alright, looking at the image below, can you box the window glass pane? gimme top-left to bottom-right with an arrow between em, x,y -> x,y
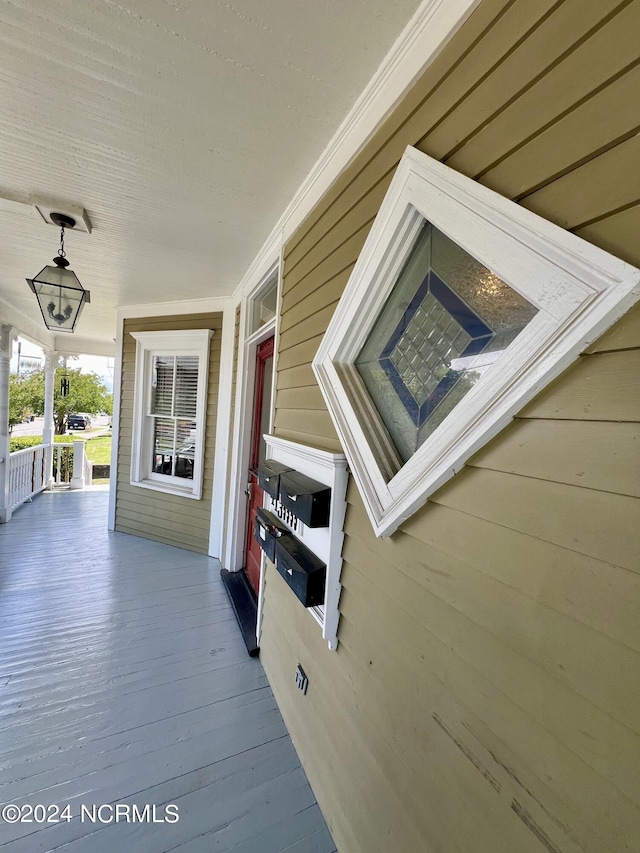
431,227 -> 538,334
150,354 -> 198,480
356,221 -> 538,465
151,356 -> 174,416
250,276 -> 278,335
258,355 -> 273,468
152,417 -> 176,474
175,355 -> 199,418
174,419 -> 195,480
151,418 -> 195,480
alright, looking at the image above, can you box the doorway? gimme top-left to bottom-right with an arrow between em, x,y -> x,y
221,268 -> 278,656
243,336 -> 274,594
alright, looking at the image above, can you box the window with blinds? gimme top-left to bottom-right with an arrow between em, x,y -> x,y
150,355 -> 199,479
130,329 -> 214,499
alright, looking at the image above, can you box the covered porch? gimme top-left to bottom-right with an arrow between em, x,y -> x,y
0,487 -> 335,853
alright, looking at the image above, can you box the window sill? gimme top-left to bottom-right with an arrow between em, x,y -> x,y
130,478 -> 202,500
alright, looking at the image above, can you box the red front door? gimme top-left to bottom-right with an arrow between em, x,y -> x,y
244,337 -> 274,594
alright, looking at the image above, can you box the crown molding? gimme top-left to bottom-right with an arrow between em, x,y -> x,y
117,295 -> 231,320
231,228 -> 283,303
231,0 -> 482,301
280,0 -> 482,243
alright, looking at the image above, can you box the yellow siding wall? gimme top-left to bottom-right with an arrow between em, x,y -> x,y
260,1 -> 640,851
115,313 -> 222,553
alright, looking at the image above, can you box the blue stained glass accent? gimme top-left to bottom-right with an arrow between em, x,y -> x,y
430,274 -> 492,340
378,271 -> 494,427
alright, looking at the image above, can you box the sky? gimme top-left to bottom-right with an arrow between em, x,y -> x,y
12,337 -> 115,391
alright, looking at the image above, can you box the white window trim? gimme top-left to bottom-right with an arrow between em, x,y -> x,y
313,146 -> 640,538
130,329 -> 214,500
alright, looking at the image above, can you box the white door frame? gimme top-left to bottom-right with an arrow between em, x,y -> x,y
224,258 -> 282,573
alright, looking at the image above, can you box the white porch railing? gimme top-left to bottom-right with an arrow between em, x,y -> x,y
52,442 -> 74,487
8,444 -> 48,510
51,441 -> 94,489
8,440 -> 95,514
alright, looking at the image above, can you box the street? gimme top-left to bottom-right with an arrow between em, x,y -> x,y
10,416 -> 45,437
11,415 -> 111,437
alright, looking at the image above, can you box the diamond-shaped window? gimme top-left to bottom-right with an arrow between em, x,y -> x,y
355,222 -> 537,461
313,148 -> 640,538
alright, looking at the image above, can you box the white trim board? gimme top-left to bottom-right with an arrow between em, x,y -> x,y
224,304 -> 279,572
117,296 -> 229,321
223,257 -> 281,572
208,299 -> 236,557
54,336 -> 116,357
107,313 -> 124,531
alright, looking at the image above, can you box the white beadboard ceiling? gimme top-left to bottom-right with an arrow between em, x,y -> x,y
0,0 -> 421,352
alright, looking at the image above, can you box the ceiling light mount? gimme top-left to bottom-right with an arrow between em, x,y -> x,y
33,201 -> 91,233
49,212 -> 76,230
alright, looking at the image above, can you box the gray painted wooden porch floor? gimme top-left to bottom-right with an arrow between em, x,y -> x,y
0,488 -> 336,853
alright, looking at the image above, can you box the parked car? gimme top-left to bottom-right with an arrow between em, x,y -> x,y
67,413 -> 91,430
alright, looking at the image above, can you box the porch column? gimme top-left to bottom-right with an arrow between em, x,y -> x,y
69,439 -> 86,490
42,350 -> 58,489
0,324 -> 16,523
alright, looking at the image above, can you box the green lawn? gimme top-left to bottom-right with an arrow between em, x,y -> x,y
10,433 -> 112,460
84,435 -> 112,464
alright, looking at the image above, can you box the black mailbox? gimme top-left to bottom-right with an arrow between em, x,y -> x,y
278,471 -> 331,527
258,460 -> 292,500
254,508 -> 290,563
275,536 -> 326,607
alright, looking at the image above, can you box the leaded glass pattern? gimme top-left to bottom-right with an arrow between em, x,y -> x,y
388,293 -> 471,406
356,221 -> 538,463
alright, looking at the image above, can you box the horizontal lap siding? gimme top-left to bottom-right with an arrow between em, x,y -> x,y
263,2 -> 640,852
115,313 -> 223,553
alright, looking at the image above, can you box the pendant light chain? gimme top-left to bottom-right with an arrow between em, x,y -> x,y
58,224 -> 66,259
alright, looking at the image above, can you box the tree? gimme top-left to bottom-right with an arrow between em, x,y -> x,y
10,368 -> 112,435
8,374 -> 29,430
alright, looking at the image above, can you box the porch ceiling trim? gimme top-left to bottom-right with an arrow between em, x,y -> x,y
0,296 -> 54,352
53,336 -> 116,357
116,296 -> 230,320
231,0 -> 483,303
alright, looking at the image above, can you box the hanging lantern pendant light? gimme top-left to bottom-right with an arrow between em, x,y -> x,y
26,212 -> 90,333
49,219 -> 73,325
